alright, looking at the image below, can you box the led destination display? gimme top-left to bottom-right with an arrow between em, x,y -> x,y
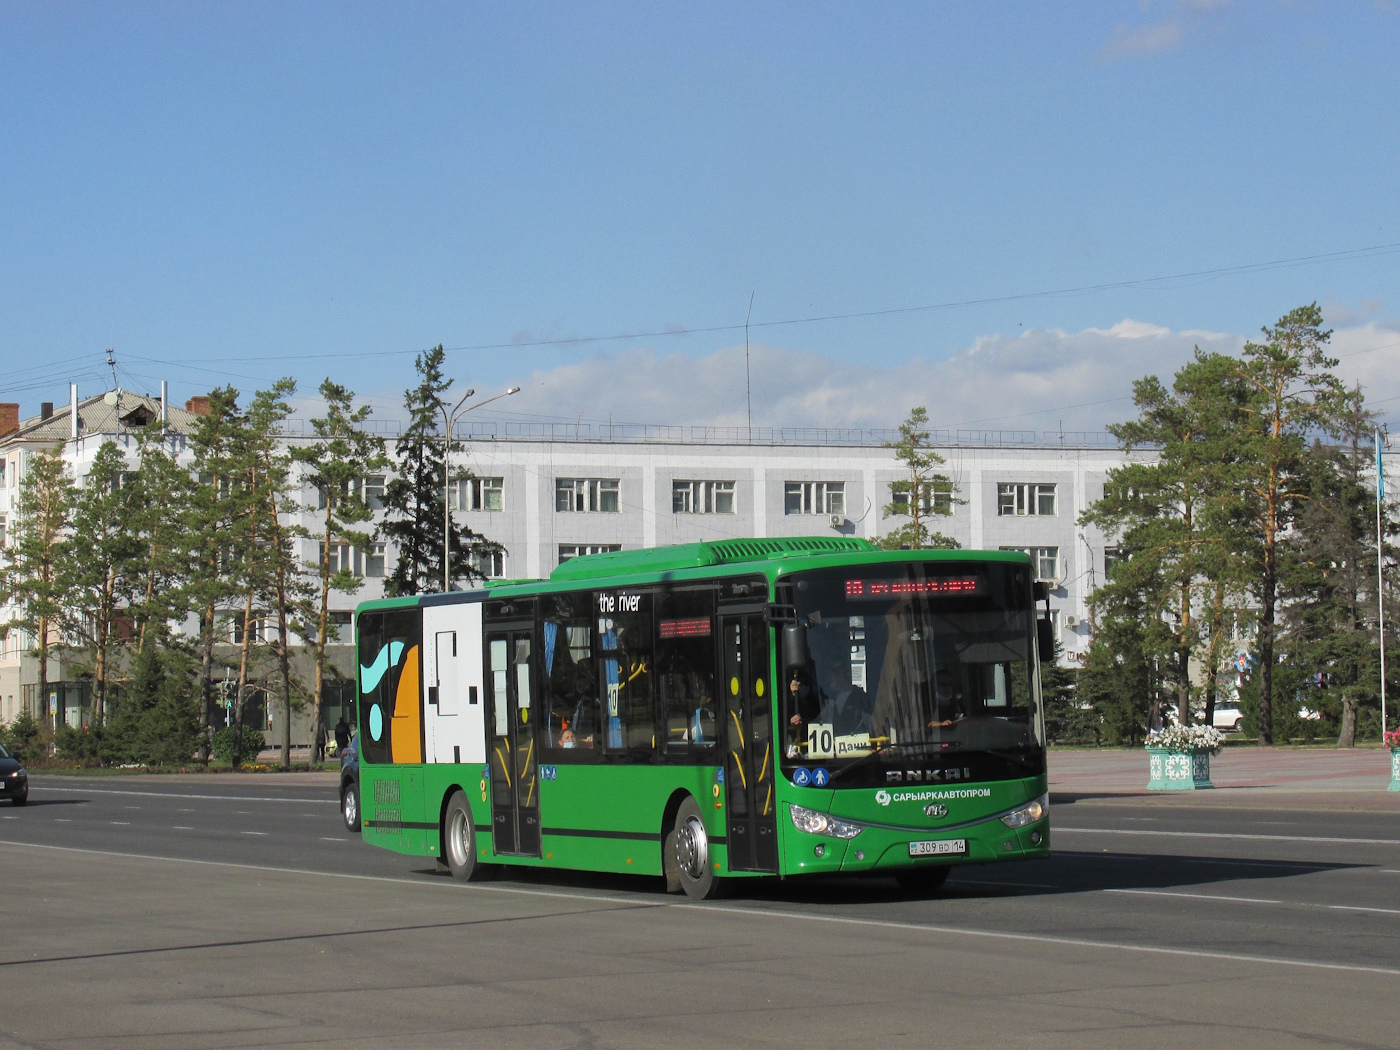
843,576 -> 982,600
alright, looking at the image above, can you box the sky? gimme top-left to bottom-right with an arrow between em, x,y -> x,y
2,1 -> 1399,435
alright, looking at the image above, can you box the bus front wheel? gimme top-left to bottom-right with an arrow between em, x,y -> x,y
672,797 -> 725,900
442,792 -> 485,881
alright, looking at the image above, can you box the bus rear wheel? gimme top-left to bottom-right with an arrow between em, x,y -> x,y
442,791 -> 486,881
896,867 -> 950,896
672,797 -> 725,900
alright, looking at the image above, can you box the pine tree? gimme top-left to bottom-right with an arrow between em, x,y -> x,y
1233,304 -> 1347,745
381,345 -> 504,595
290,379 -> 388,763
244,379 -> 307,770
0,445 -> 76,728
187,388 -> 250,743
66,440 -> 143,726
1277,387 -> 1389,745
1083,350 -> 1248,726
1078,589 -> 1155,745
128,423 -> 197,655
879,407 -> 960,550
1040,640 -> 1088,744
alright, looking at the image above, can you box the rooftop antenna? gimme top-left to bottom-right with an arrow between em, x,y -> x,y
745,291 -> 755,444
106,348 -> 119,393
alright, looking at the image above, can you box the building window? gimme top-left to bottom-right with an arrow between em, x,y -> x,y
556,478 -> 620,513
784,481 -> 845,516
997,483 -> 1057,517
317,474 -> 386,512
328,611 -> 353,644
469,549 -> 506,578
454,477 -> 504,512
329,542 -> 386,579
1038,608 -> 1061,644
231,617 -> 273,644
558,544 -> 621,564
890,480 -> 954,515
672,480 -> 735,514
1000,546 -> 1060,582
1104,547 -> 1125,579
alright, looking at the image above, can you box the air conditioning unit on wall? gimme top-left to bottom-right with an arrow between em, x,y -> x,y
1064,614 -> 1080,628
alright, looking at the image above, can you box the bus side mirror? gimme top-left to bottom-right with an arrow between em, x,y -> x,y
781,624 -> 811,674
1037,617 -> 1055,663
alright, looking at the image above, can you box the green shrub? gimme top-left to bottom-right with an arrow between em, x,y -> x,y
211,724 -> 266,766
0,710 -> 44,763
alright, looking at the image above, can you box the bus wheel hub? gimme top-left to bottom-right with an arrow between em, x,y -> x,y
676,816 -> 709,879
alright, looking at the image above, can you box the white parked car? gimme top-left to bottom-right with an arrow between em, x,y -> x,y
1213,706 -> 1244,732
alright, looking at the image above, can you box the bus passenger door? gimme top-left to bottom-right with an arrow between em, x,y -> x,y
721,612 -> 778,872
486,629 -> 542,857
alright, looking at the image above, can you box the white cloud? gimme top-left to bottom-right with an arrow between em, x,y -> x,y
1100,20 -> 1183,60
487,317 -> 1400,437
498,320 -> 1247,436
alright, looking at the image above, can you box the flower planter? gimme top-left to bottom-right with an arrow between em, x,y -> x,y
1146,747 -> 1214,791
1390,748 -> 1400,793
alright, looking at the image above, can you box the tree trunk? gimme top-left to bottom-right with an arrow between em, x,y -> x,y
1177,580 -> 1192,725
36,613 -> 49,730
1258,559 -> 1275,746
198,598 -> 216,726
1338,697 -> 1357,748
313,513 -> 332,766
277,607 -> 291,771
94,619 -> 107,731
234,590 -> 255,766
137,541 -> 158,656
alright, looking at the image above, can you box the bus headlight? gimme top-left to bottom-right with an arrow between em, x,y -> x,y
1000,793 -> 1048,829
789,804 -> 864,840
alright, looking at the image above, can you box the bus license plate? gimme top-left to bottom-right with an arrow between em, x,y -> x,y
909,839 -> 966,857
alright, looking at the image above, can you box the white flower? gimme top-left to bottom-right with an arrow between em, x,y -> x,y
1146,723 -> 1223,756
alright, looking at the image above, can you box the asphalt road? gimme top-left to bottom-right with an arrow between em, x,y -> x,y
2,773 -> 1399,1048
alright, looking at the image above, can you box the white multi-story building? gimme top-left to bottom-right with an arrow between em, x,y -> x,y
0,388 -> 1152,739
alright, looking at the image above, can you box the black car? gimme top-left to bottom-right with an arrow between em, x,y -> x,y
339,732 -> 359,833
0,741 -> 28,806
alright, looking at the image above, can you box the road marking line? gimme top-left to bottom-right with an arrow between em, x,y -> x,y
109,821 -> 130,826
54,819 -> 72,823
1328,904 -> 1400,917
30,785 -> 335,805
240,831 -> 268,836
1055,827 -> 1400,846
1109,888 -> 1400,918
320,837 -> 350,842
3,838 -> 1398,980
1108,889 -> 1283,905
172,827 -> 194,831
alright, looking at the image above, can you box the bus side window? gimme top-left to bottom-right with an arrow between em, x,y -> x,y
657,587 -> 718,757
542,591 -> 598,753
598,591 -> 654,756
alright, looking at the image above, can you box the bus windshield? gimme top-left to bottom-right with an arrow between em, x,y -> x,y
780,562 -> 1042,772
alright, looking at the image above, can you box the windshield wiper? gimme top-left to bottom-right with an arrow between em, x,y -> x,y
825,743 -> 900,783
824,740 -> 963,783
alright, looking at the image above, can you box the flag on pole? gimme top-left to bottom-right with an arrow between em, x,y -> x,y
1379,434 -> 1386,503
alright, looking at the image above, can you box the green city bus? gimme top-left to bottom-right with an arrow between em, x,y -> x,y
354,536 -> 1051,899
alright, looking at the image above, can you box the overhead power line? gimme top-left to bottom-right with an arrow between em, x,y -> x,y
109,239 -> 1400,366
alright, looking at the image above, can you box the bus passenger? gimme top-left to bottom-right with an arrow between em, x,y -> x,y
820,661 -> 872,736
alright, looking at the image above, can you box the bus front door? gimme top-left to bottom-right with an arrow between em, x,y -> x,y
721,612 -> 778,872
486,629 -> 542,857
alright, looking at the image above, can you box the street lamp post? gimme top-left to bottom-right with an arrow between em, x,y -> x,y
440,385 -> 522,592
